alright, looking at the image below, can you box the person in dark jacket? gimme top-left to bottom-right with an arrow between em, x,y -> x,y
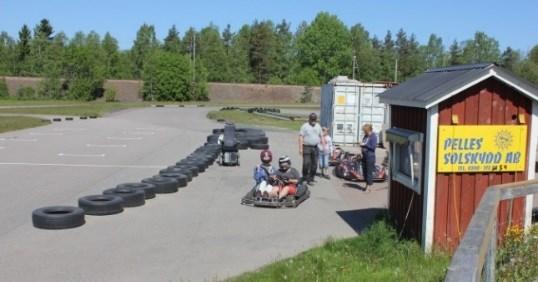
360,123 -> 377,192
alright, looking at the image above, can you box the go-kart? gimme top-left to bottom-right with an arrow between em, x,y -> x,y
241,177 -> 310,208
334,154 -> 387,182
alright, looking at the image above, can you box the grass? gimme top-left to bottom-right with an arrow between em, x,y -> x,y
229,219 -> 450,282
207,110 -> 305,131
0,116 -> 50,133
0,101 -> 147,117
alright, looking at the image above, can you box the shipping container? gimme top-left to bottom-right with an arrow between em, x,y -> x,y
320,76 -> 391,145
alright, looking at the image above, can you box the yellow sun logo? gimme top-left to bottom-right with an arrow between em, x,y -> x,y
495,130 -> 513,150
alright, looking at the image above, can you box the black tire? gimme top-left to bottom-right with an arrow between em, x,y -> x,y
89,115 -> 98,119
160,166 -> 193,181
248,136 -> 268,144
173,164 -> 199,176
32,206 -> 85,230
250,143 -> 269,150
142,176 -> 179,193
238,142 -> 249,150
212,129 -> 224,134
103,188 -> 145,207
80,116 -> 87,120
65,117 -> 74,121
179,159 -> 206,172
78,195 -> 124,216
52,118 -> 61,122
158,172 -> 188,187
156,104 -> 165,107
116,183 -> 156,199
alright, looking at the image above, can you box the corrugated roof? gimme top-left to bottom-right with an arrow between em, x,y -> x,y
378,63 -> 538,109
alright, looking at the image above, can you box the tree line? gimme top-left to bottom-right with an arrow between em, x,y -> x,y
0,12 -> 537,101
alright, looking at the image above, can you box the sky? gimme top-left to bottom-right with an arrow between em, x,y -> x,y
1,0 -> 537,52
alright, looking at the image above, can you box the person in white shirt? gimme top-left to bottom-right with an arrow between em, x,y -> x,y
318,127 -> 333,179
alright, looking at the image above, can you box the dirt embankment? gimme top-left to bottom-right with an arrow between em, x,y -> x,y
2,76 -> 320,104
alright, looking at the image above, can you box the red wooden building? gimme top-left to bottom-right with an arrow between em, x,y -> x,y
378,63 -> 538,251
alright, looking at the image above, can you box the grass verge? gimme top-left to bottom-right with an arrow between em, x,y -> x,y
0,101 -> 147,117
229,219 -> 450,282
497,224 -> 538,280
0,116 -> 50,133
207,110 -> 304,131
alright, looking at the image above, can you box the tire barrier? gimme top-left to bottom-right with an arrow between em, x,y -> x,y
32,206 -> 86,229
78,195 -> 124,216
32,123 -> 270,229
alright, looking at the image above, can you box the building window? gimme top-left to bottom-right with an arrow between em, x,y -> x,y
386,128 -> 424,194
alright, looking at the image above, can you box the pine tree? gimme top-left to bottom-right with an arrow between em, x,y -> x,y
35,19 -> 54,40
249,20 -> 276,83
198,24 -> 230,81
222,24 -> 233,55
163,25 -> 182,53
500,47 -> 521,71
423,34 -> 444,68
350,23 -> 380,81
102,32 -> 121,77
449,40 -> 464,65
131,24 -> 159,78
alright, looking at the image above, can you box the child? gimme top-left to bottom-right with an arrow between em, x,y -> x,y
253,149 -> 275,197
318,127 -> 333,179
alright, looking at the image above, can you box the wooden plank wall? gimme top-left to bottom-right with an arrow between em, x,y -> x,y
434,78 -> 531,251
389,105 -> 427,241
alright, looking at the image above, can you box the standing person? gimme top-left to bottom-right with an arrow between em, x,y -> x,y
360,124 -> 377,192
299,113 -> 324,185
318,127 -> 333,179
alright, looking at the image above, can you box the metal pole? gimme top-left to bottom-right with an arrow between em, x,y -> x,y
352,55 -> 357,80
394,58 -> 398,83
192,32 -> 196,98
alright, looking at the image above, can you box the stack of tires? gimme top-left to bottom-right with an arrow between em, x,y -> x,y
32,142 -> 222,230
206,127 -> 269,150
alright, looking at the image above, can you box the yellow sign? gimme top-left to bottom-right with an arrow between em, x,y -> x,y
437,125 -> 527,173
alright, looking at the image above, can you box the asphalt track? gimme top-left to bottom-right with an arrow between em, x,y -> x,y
0,107 -> 387,281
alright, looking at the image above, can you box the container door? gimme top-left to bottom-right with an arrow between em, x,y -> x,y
332,85 -> 359,144
358,84 -> 387,142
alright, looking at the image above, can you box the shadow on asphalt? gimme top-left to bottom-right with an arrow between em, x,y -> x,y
336,208 -> 387,234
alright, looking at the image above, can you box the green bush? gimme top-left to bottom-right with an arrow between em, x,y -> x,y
16,86 -> 37,100
300,86 -> 313,103
38,76 -> 63,99
143,50 -> 208,101
0,77 -> 9,98
104,87 -> 117,102
67,78 -> 101,101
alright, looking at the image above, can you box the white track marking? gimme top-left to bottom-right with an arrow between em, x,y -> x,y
135,127 -> 164,131
0,137 -> 37,142
124,131 -> 155,135
86,144 -> 127,148
0,162 -> 163,169
53,128 -> 86,132
58,153 -> 106,158
106,137 -> 142,141
29,132 -> 64,136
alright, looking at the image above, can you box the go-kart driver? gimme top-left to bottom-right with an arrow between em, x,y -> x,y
253,149 -> 276,197
269,155 -> 300,200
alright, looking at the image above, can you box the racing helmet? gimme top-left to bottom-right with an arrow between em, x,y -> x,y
260,149 -> 272,163
278,155 -> 291,169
